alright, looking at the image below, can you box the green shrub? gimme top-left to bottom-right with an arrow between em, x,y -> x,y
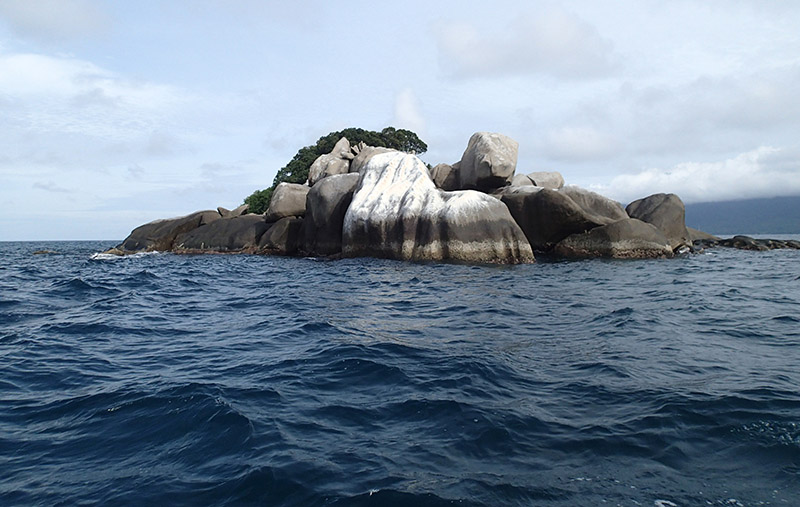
244,127 -> 426,214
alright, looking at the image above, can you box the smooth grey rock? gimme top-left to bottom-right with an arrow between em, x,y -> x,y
688,227 -> 719,242
303,173 -> 360,256
174,214 -> 270,252
430,162 -> 460,191
226,204 -> 249,218
117,210 -> 221,252
265,182 -> 309,222
527,171 -> 565,190
560,186 -> 628,223
308,137 -> 351,186
512,174 -> 535,187
217,204 -> 249,218
458,132 -> 518,191
259,217 -> 304,255
500,188 -> 617,251
554,218 -> 674,259
626,193 -> 690,250
343,151 -> 533,264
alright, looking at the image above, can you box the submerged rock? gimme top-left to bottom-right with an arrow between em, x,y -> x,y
342,151 -> 533,264
554,218 -> 674,259
118,210 -> 222,252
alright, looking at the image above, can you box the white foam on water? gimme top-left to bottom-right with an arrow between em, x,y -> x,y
89,251 -> 162,261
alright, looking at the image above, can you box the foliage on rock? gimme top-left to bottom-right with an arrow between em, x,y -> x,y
244,127 -> 427,214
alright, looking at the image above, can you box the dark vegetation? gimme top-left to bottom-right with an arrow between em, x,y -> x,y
244,127 -> 427,214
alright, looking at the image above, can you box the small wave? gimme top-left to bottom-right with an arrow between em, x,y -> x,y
0,299 -> 21,308
338,488 -> 485,506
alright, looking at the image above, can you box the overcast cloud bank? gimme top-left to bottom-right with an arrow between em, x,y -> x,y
1,1 -> 799,239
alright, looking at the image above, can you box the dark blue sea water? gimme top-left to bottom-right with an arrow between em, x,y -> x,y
2,241 -> 799,506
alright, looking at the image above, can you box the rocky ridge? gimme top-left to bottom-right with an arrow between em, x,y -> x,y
107,132 -> 800,262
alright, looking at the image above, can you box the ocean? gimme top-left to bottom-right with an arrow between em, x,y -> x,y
1,240 -> 799,506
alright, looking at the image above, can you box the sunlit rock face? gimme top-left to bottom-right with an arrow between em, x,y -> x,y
265,182 -> 309,222
457,132 -> 519,191
308,137 -> 352,186
342,151 -> 534,264
513,171 -> 565,190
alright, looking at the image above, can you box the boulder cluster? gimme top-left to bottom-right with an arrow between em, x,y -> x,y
107,132 -> 795,263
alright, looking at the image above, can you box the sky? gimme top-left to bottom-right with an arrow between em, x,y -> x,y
2,0 -> 800,240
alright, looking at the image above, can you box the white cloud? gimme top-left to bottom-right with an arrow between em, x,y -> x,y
0,0 -> 108,42
596,147 -> 800,204
0,51 -> 194,164
539,126 -> 620,162
0,52 -> 183,108
393,88 -> 426,135
436,8 -> 618,80
33,181 -> 72,193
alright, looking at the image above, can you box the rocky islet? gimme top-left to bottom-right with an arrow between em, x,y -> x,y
107,132 -> 800,262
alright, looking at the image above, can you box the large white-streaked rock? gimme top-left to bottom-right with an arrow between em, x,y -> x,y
342,151 -> 533,264
458,132 -> 519,191
265,182 -> 309,222
349,146 -> 393,174
307,137 -> 352,186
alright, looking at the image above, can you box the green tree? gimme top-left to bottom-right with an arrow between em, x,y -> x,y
243,188 -> 273,215
244,127 -> 426,214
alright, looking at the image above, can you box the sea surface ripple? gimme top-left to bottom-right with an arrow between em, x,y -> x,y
1,241 -> 799,506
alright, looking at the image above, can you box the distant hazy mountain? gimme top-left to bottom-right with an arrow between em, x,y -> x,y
685,195 -> 800,234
